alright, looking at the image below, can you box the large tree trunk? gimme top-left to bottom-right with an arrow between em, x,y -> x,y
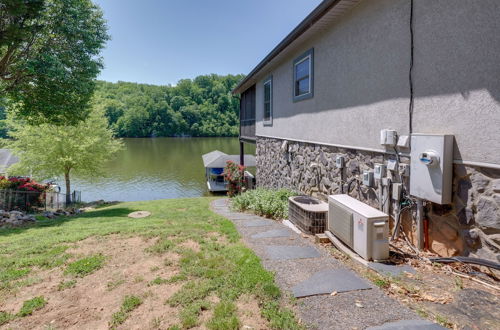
64,170 -> 71,205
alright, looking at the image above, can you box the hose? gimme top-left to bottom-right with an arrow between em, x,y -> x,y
429,256 -> 500,271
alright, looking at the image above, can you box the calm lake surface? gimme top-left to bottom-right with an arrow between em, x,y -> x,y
59,138 -> 255,202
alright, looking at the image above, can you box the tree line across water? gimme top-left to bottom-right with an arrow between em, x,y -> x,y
93,74 -> 244,138
0,0 -> 245,203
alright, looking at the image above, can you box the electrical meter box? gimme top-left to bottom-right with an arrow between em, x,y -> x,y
410,134 -> 454,204
335,155 -> 345,169
362,171 -> 374,187
380,129 -> 397,146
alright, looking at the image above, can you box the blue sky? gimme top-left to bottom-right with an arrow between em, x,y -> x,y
94,0 -> 322,85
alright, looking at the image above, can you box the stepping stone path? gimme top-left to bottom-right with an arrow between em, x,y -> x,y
368,262 -> 417,277
367,319 -> 446,330
292,269 -> 372,298
242,219 -> 275,227
251,229 -> 292,239
211,199 -> 445,330
265,245 -> 321,260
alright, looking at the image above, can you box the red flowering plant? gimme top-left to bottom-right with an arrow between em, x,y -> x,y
0,176 -> 49,210
0,176 -> 48,192
223,161 -> 246,197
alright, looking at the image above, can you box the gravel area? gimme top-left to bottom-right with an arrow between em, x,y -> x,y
211,198 -> 432,329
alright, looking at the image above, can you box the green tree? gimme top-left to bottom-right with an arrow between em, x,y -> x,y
0,0 -> 109,124
90,74 -> 245,138
5,108 -> 123,203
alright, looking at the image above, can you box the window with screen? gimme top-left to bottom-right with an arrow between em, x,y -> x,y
293,48 -> 314,101
263,76 -> 272,125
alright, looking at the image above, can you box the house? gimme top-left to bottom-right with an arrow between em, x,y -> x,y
234,0 -> 500,262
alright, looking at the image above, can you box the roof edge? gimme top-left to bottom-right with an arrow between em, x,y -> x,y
232,0 -> 341,95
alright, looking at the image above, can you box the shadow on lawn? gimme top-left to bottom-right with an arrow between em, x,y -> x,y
0,207 -> 136,238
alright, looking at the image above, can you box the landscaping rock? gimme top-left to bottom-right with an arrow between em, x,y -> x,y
492,179 -> 500,193
43,211 -> 55,219
0,207 -> 86,228
471,172 -> 490,193
0,210 -> 37,227
475,197 -> 500,229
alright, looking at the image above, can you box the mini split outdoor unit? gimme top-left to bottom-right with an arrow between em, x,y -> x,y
328,194 -> 389,261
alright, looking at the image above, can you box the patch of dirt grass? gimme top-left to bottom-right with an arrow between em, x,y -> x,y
109,295 -> 142,327
0,311 -> 15,326
57,280 -> 76,291
0,198 -> 301,329
17,296 -> 47,317
179,239 -> 201,252
147,237 -> 175,254
64,254 -> 105,277
207,300 -> 239,329
237,294 -> 270,329
148,276 -> 169,286
106,276 -> 125,291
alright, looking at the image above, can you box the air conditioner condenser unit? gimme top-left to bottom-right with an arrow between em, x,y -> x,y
328,194 -> 389,261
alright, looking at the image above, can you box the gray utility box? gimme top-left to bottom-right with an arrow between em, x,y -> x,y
410,134 -> 454,204
328,194 -> 389,261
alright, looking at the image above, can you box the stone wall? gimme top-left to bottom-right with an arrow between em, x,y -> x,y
256,136 -> 500,262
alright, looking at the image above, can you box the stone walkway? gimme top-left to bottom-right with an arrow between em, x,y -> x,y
211,198 -> 445,330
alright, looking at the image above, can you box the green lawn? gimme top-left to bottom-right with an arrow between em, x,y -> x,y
0,198 -> 301,329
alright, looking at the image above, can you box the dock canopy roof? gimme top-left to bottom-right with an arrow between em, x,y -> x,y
202,150 -> 256,168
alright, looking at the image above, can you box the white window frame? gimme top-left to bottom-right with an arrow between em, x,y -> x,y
293,48 -> 314,102
263,76 -> 273,126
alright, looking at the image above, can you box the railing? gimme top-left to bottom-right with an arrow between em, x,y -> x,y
0,189 -> 82,212
240,118 -> 256,141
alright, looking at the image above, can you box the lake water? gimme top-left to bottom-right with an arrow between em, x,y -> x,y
58,138 -> 255,202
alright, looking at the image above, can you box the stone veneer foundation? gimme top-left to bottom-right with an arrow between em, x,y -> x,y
256,137 -> 500,262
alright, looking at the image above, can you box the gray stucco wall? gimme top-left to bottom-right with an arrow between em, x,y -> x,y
253,0 -> 500,165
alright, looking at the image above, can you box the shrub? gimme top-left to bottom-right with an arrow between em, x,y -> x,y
231,188 -> 297,219
0,176 -> 48,192
0,176 -> 49,210
223,161 -> 246,197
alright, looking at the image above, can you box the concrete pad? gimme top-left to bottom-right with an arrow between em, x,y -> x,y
265,245 -> 321,260
292,269 -> 372,298
251,229 -> 291,239
128,211 -> 151,218
368,262 -> 416,277
367,320 -> 445,329
242,219 -> 275,227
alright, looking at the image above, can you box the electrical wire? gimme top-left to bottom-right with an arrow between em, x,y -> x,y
429,256 -> 500,271
408,0 -> 415,134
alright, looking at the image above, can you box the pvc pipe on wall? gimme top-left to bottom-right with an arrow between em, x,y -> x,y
416,198 -> 424,250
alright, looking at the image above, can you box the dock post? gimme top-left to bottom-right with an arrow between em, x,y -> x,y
239,141 -> 245,165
